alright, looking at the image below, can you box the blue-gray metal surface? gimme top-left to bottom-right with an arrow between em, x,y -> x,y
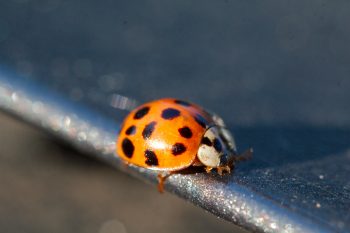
0,71 -> 349,233
1,1 -> 350,232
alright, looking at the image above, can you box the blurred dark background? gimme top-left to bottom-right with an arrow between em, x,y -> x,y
1,0 -> 349,127
0,0 -> 349,232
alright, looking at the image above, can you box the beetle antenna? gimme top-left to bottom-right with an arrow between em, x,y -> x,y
235,148 -> 253,162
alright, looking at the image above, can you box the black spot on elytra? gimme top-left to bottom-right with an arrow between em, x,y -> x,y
161,108 -> 180,120
201,137 -> 212,146
172,143 -> 186,155
174,99 -> 191,106
134,106 -> 150,119
145,149 -> 159,166
213,138 -> 223,153
125,125 -> 136,135
194,114 -> 207,128
178,126 -> 192,139
122,138 -> 134,158
142,121 -> 157,139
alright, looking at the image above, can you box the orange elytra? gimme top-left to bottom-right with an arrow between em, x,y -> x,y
116,98 -> 252,191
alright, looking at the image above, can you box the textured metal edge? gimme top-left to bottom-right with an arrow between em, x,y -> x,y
0,71 -> 336,233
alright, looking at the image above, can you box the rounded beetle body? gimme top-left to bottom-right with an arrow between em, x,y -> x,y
116,98 -> 239,173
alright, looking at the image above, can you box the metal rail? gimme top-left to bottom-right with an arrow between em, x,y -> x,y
0,70 -> 345,233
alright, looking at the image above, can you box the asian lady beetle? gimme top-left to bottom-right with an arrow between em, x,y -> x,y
116,98 -> 252,192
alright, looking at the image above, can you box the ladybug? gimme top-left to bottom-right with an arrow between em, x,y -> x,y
116,98 -> 252,192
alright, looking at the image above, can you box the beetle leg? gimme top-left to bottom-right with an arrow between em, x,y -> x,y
235,148 -> 253,162
205,167 -> 213,173
217,166 -> 231,175
157,172 -> 172,193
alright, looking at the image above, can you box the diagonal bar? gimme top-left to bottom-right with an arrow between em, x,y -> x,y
0,70 -> 341,233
